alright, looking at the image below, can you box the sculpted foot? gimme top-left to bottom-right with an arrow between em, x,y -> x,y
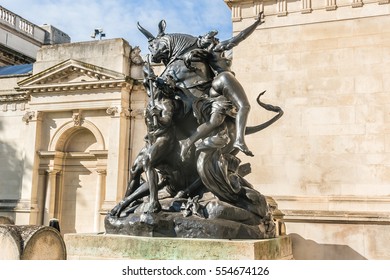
110,201 -> 125,217
146,201 -> 162,214
110,205 -> 119,216
233,142 -> 254,157
179,138 -> 192,161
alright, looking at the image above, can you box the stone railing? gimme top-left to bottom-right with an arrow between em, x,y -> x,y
225,0 -> 390,30
225,0 -> 390,20
1,6 -> 34,36
0,7 -> 15,26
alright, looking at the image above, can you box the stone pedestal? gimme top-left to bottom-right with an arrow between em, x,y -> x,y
64,233 -> 293,260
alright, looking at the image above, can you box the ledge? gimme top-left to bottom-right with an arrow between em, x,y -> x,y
283,210 -> 390,225
64,234 -> 293,260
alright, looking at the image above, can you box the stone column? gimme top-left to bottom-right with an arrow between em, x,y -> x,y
44,169 -> 59,226
37,169 -> 47,225
94,169 -> 106,232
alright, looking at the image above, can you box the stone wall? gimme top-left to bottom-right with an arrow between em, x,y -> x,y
0,39 -> 143,234
0,76 -> 32,225
227,0 -> 390,259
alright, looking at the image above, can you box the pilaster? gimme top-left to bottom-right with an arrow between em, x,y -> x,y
18,110 -> 42,224
94,169 -> 106,232
104,106 -> 131,205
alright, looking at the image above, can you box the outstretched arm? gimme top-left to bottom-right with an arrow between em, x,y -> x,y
214,12 -> 264,52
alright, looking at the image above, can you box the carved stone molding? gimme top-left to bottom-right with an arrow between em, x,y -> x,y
130,46 -> 144,66
22,111 -> 35,124
46,169 -> 61,175
72,111 -> 83,126
0,92 -> 28,102
96,169 -> 107,175
17,59 -> 130,95
106,106 -> 119,116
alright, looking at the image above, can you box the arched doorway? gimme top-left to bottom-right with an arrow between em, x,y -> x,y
59,128 -> 100,234
42,120 -> 107,235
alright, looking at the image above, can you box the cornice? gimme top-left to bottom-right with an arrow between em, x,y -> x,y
19,79 -> 130,94
226,1 -> 389,19
16,58 -> 133,94
0,89 -> 28,102
229,0 -> 390,31
283,209 -> 390,225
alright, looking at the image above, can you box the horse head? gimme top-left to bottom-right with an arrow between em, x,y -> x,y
137,20 -> 198,65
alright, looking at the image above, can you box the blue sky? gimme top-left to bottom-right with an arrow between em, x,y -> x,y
1,0 -> 232,54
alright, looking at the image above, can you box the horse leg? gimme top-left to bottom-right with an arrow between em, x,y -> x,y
110,182 -> 151,217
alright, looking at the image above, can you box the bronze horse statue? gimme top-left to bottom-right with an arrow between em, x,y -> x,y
109,14 -> 283,218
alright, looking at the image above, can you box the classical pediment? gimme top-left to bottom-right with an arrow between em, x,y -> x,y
17,59 -> 129,93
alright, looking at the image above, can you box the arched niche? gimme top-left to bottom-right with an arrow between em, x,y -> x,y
49,120 -> 105,152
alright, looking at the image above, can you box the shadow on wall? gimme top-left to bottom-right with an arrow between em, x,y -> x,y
0,120 -> 32,203
289,233 -> 367,260
60,165 -> 92,235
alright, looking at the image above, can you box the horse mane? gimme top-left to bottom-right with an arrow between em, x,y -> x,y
162,33 -> 198,63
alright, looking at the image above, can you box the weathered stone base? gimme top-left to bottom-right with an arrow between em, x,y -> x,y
64,233 -> 293,260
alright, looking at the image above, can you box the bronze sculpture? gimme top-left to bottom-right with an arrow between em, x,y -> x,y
105,13 -> 284,239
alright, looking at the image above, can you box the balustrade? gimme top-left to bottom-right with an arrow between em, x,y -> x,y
0,7 -> 15,26
1,6 -> 34,35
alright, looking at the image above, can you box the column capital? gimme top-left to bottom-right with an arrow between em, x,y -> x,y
46,169 -> 60,175
22,111 -> 35,124
96,169 -> 107,175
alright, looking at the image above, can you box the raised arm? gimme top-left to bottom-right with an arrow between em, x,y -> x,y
214,12 -> 264,52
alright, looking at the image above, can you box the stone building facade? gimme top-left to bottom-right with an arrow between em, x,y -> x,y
0,38 -> 147,235
1,1 -> 390,259
225,0 -> 390,259
0,6 -> 70,66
